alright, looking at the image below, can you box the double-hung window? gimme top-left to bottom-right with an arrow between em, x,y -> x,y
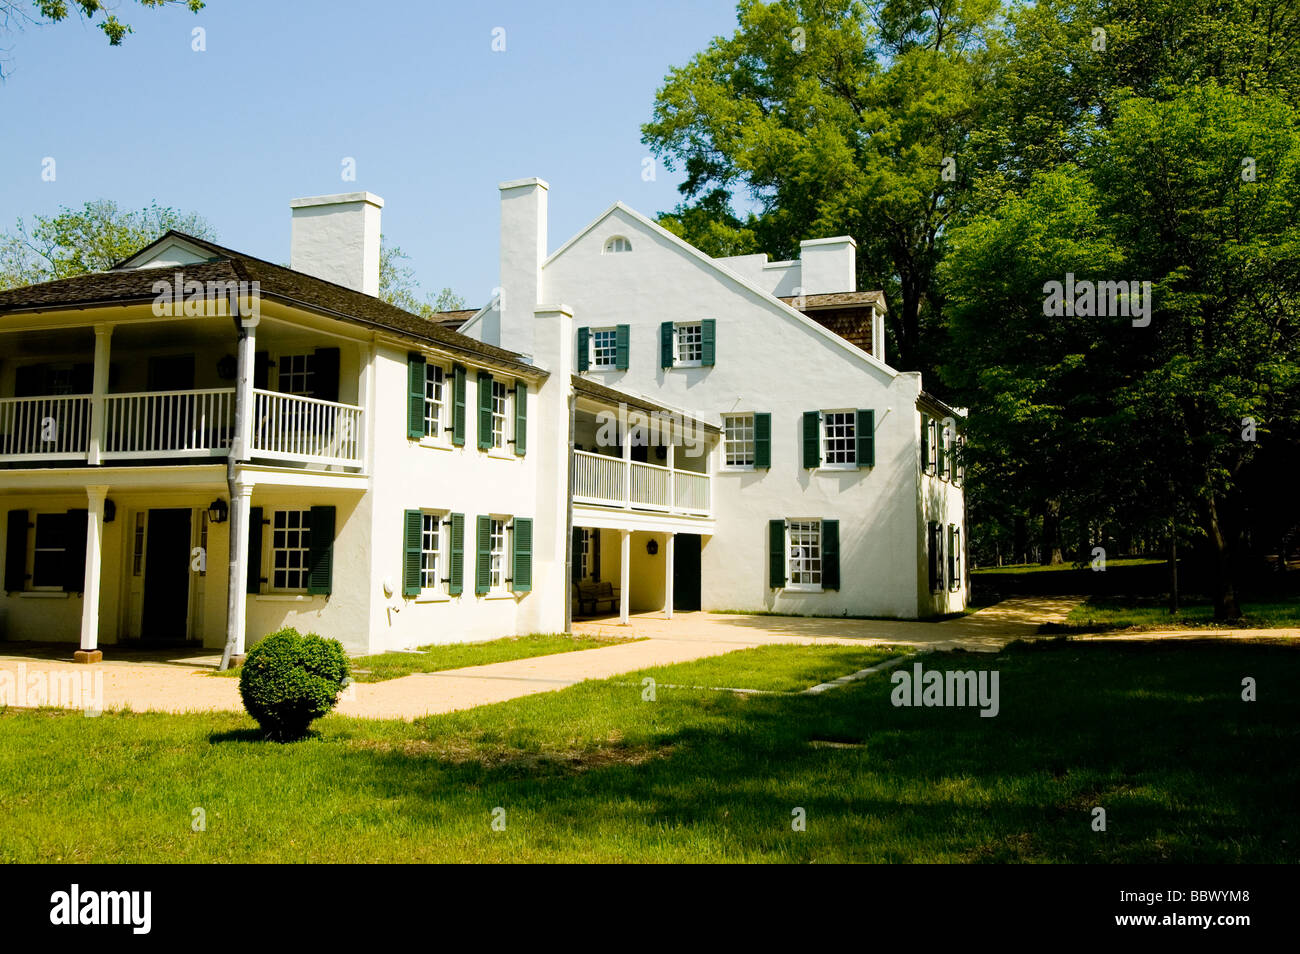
590,328 -> 619,370
787,519 -> 823,590
278,353 -> 315,397
948,524 -> 962,591
822,410 -> 857,467
488,517 -> 506,591
32,513 -> 67,588
490,381 -> 508,450
270,509 -> 312,591
420,512 -> 442,592
424,365 -> 446,437
723,414 -> 755,468
675,321 -> 703,365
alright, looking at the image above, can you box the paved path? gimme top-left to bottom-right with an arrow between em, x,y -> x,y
0,597 -> 1079,720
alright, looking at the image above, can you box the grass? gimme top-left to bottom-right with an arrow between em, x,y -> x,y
631,644 -> 905,693
971,558 -> 1165,575
214,632 -> 640,683
3,638 -> 1298,862
1043,595 -> 1300,633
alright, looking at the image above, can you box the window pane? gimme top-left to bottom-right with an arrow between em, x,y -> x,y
676,322 -> 702,363
270,509 -> 312,590
788,520 -> 822,586
823,411 -> 856,465
421,513 -> 440,589
591,329 -> 618,368
723,413 -> 755,466
491,382 -> 508,448
424,365 -> 445,436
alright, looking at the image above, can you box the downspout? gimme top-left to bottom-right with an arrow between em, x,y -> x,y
564,388 -> 575,634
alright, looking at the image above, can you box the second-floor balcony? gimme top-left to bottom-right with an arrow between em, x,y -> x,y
0,388 -> 363,468
573,449 -> 711,516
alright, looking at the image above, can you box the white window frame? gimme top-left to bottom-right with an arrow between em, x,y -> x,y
785,518 -> 823,593
490,381 -> 509,450
423,364 -> 447,439
589,327 -> 619,370
268,508 -> 312,593
30,511 -> 67,591
821,409 -> 857,470
419,511 -> 444,596
488,516 -> 508,594
603,236 -> 632,254
673,321 -> 704,368
722,413 -> 756,470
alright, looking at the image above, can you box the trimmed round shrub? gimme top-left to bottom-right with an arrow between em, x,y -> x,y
238,628 -> 350,740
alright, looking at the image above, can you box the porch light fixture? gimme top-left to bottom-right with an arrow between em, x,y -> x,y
207,498 -> 229,524
646,539 -> 659,556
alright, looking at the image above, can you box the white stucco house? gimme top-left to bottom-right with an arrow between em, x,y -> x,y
0,180 -> 966,661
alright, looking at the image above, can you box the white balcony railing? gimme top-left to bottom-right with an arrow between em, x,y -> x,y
0,394 -> 92,461
0,388 -> 362,468
102,388 -> 234,459
573,450 -> 710,516
250,389 -> 363,466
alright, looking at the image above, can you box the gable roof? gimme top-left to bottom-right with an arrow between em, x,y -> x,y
0,231 -> 542,378
543,201 -> 897,379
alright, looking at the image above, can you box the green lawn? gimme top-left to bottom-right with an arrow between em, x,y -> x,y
3,639 -> 1297,862
214,633 -> 640,683
971,558 -> 1165,575
632,644 -> 905,692
1044,596 -> 1300,633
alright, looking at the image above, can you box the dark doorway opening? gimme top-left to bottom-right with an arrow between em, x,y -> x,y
141,508 -> 192,640
673,533 -> 702,612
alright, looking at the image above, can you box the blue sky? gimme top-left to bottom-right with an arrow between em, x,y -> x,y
0,0 -> 741,305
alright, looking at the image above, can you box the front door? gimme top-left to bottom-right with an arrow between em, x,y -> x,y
673,533 -> 702,612
140,508 -> 192,640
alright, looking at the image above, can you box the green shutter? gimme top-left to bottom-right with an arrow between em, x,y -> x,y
475,515 -> 491,594
4,510 -> 28,592
856,409 -> 875,467
769,519 -> 786,588
513,517 -> 533,592
921,414 -> 930,471
62,509 -> 88,593
701,318 -> 715,366
253,351 -> 269,390
754,412 -> 771,469
246,506 -> 264,594
571,527 -> 583,583
477,372 -> 493,450
451,364 -> 467,446
615,324 -> 629,371
802,411 -> 821,468
822,519 -> 840,590
407,352 -> 426,439
448,513 -> 464,595
307,506 -> 335,595
402,509 -> 422,597
660,321 -> 674,368
514,381 -> 527,456
576,327 -> 589,372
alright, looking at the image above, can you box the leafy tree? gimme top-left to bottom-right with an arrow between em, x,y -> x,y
945,85 -> 1300,615
0,199 -> 215,288
0,0 -> 204,78
378,238 -> 466,316
642,0 -> 997,373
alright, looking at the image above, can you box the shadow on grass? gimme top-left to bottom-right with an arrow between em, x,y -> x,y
334,639 -> 1300,862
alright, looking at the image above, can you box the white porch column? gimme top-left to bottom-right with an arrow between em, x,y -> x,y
622,412 -> 633,509
235,315 -> 259,460
667,441 -> 676,512
86,323 -> 112,465
221,479 -> 255,667
664,532 -> 675,620
619,529 -> 631,624
75,485 -> 109,662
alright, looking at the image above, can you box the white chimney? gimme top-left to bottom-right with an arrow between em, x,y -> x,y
497,177 -> 548,356
289,192 -> 384,296
798,236 -> 856,295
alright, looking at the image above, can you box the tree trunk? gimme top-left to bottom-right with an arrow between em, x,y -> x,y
1013,514 -> 1028,565
1200,493 -> 1241,620
1041,499 -> 1064,565
1168,520 -> 1179,615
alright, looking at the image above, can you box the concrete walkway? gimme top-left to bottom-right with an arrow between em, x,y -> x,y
0,597 -> 1077,720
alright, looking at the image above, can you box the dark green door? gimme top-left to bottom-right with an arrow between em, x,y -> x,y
673,534 -> 702,612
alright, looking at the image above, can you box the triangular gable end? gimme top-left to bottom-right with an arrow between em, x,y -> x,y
115,232 -> 225,271
543,201 -> 897,379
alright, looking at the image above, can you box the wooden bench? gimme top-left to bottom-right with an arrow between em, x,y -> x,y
573,580 -> 620,616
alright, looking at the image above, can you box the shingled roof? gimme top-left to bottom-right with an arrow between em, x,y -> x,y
0,232 -> 541,377
572,376 -> 720,434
